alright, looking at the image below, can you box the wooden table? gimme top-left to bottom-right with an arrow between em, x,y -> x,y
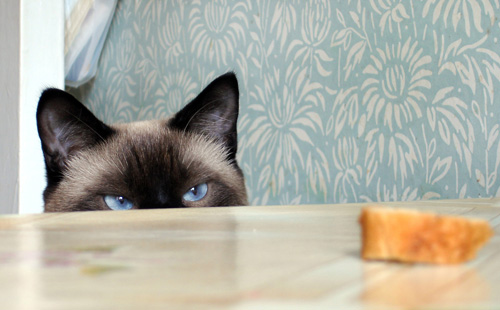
0,198 -> 499,309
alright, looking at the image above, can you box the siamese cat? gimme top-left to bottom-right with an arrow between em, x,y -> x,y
37,73 -> 248,212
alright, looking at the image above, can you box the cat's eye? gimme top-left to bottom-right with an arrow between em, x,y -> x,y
104,195 -> 134,210
182,183 -> 208,202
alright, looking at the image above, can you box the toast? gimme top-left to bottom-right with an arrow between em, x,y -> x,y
359,206 -> 494,264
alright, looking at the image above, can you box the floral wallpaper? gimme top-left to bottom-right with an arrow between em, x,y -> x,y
70,0 -> 500,206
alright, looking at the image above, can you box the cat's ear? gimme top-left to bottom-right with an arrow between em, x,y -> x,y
36,89 -> 114,183
170,72 -> 240,160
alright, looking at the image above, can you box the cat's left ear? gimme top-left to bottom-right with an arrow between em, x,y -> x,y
170,72 -> 240,160
36,89 -> 114,186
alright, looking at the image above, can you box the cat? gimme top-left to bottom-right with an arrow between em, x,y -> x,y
36,73 -> 248,212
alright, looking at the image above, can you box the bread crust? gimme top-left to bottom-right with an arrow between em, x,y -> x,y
359,206 -> 494,264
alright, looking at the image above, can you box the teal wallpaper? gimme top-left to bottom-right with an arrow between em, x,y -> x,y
71,0 -> 500,205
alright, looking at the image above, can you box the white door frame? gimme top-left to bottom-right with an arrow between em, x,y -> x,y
0,0 -> 64,214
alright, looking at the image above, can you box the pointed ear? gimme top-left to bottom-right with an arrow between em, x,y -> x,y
36,89 -> 114,184
170,72 -> 240,160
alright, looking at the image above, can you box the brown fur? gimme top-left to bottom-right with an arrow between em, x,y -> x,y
37,73 -> 248,212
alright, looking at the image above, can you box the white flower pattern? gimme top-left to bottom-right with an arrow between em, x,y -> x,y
72,0 -> 500,205
362,38 -> 432,131
188,0 -> 248,67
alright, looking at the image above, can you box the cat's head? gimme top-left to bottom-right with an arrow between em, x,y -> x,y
37,73 -> 248,212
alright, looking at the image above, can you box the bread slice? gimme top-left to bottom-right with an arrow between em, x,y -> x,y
359,206 -> 494,264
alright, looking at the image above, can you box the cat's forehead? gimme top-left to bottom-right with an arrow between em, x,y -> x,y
112,119 -> 170,133
65,119 -> 234,185
112,119 -> 227,162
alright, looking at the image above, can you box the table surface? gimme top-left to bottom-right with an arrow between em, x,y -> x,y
0,198 -> 499,310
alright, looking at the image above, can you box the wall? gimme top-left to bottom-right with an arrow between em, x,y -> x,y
72,0 -> 500,205
0,0 -> 21,214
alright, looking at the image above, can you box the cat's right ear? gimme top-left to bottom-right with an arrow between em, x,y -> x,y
36,89 -> 114,183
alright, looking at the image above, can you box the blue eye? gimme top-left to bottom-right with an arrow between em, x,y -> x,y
182,183 -> 208,202
104,195 -> 134,210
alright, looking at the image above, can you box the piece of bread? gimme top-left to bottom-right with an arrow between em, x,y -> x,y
359,206 -> 494,264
